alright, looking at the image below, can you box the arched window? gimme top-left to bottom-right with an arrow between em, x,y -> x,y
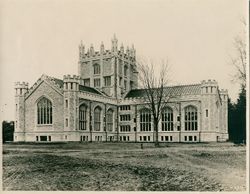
140,109 -> 151,131
106,109 -> 113,132
94,63 -> 100,74
94,106 -> 101,131
79,104 -> 87,130
37,97 -> 52,124
124,65 -> 128,76
184,106 -> 198,131
162,107 -> 173,131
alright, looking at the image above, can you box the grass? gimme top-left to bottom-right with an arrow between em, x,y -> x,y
2,142 -> 246,191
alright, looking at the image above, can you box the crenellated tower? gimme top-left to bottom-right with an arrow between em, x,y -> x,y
77,35 -> 138,99
200,79 -> 220,140
63,75 -> 80,134
14,81 -> 29,141
219,89 -> 228,140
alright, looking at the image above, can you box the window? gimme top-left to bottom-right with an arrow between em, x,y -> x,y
71,83 -> 73,90
66,118 -> 68,127
184,136 -> 187,141
170,136 -> 173,141
161,136 -> 163,141
48,136 -> 51,141
94,79 -> 100,87
140,109 -> 151,131
40,136 -> 47,141
124,65 -> 128,76
65,99 -> 68,108
36,136 -> 38,141
106,109 -> 113,132
177,116 -> 180,121
94,107 -> 101,131
104,76 -> 111,86
162,107 -> 173,131
184,106 -> 198,131
95,136 -> 102,141
206,109 -> 208,117
124,80 -> 127,91
165,136 -> 169,141
194,136 -> 197,141
120,125 -> 131,132
79,104 -> 87,130
189,136 -> 193,141
148,136 -> 150,141
83,79 -> 90,86
94,63 -> 100,74
140,136 -> 142,141
120,105 -> 131,111
120,114 -> 131,121
37,97 -> 52,125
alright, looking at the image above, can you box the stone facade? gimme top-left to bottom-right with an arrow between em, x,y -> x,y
14,35 -> 229,142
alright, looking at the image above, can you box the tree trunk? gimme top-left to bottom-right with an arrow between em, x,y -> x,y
154,119 -> 159,147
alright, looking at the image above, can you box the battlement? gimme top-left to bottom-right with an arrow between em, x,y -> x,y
78,35 -> 136,61
63,74 -> 80,82
201,79 -> 218,86
220,89 -> 228,95
15,81 -> 29,89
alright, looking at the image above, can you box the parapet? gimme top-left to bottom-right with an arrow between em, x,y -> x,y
63,74 -> 80,83
78,35 -> 136,61
201,79 -> 218,86
15,81 -> 29,89
220,89 -> 228,95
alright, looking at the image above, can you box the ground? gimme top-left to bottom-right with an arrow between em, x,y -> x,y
2,142 -> 246,191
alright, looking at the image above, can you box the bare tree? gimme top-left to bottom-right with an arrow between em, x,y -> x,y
137,59 -> 172,147
230,19 -> 246,89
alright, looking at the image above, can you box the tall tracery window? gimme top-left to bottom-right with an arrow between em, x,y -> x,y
185,106 -> 198,131
94,106 -> 101,131
94,63 -> 100,74
106,109 -> 113,132
162,107 -> 173,131
140,109 -> 151,131
37,97 -> 52,124
79,104 -> 87,130
124,65 -> 128,76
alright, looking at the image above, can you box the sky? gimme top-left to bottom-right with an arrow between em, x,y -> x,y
0,0 -> 248,122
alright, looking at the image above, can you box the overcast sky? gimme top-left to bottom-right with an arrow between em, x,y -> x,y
0,0 -> 247,121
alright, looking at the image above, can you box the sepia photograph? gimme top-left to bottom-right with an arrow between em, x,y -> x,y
0,0 -> 248,192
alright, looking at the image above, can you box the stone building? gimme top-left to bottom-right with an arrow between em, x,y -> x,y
14,35 -> 228,142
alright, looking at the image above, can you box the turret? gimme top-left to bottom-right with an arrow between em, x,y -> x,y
14,81 -> 29,141
219,89 -> 228,140
201,79 -> 218,94
200,79 -> 219,136
100,42 -> 105,54
219,89 -> 228,102
90,44 -> 94,56
79,40 -> 85,60
63,75 -> 80,132
120,43 -> 124,53
111,34 -> 118,53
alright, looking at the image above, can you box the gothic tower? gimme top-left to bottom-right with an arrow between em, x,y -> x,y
14,81 -> 29,141
78,35 -> 138,99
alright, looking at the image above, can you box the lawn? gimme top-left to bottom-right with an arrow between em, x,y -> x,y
2,142 -> 246,191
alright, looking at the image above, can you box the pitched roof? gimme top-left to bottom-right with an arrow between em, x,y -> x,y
79,85 -> 103,95
125,84 -> 201,98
